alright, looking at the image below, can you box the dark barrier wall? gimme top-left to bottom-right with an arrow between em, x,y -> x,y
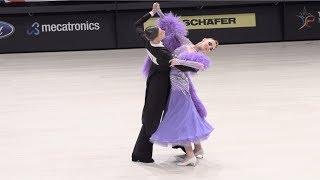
0,11 -> 116,53
117,4 -> 282,48
284,2 -> 320,41
117,10 -> 146,48
0,1 -> 320,53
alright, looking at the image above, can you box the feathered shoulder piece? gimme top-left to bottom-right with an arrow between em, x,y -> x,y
157,12 -> 188,52
157,12 -> 187,37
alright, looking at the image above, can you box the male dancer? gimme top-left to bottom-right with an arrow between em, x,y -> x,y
132,3 -> 194,163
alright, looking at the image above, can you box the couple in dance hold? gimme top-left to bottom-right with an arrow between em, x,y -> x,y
132,2 -> 218,166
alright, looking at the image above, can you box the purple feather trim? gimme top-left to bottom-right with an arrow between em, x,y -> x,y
142,56 -> 152,78
157,12 -> 187,37
162,35 -> 181,53
187,74 -> 207,118
157,12 -> 187,52
177,51 -> 212,70
142,12 -> 191,77
176,52 -> 212,118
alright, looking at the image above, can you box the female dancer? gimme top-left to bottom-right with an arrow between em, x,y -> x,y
144,5 -> 218,166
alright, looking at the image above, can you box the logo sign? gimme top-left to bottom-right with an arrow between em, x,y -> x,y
27,21 -> 101,36
0,21 -> 15,39
27,22 -> 40,36
297,7 -> 316,30
144,13 -> 256,30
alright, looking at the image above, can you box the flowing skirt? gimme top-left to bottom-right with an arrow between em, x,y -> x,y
150,68 -> 214,146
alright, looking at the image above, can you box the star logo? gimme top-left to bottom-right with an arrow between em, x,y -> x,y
0,26 -> 3,36
297,6 -> 315,30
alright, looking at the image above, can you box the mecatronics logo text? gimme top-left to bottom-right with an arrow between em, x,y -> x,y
27,21 -> 100,36
0,21 -> 15,39
296,7 -> 318,30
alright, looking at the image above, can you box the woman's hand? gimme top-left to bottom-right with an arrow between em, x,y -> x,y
169,58 -> 180,67
157,2 -> 161,11
152,2 -> 160,14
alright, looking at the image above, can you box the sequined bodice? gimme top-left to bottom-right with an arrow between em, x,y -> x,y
170,68 -> 190,96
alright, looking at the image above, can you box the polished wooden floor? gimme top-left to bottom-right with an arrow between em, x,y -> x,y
1,41 -> 319,180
